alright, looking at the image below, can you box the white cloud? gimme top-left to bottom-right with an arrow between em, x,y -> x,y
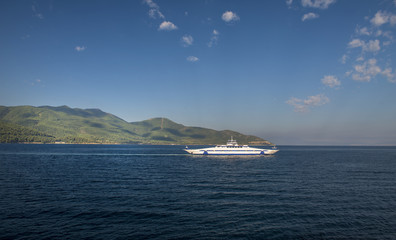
351,59 -> 396,83
348,38 -> 365,48
301,0 -> 336,9
370,11 -> 396,26
371,11 -> 387,26
356,26 -> 370,36
304,94 -> 329,106
340,54 -> 348,64
181,35 -> 193,47
286,94 -> 329,112
356,56 -> 364,62
378,30 -> 393,39
75,46 -> 86,52
382,68 -> 396,83
345,70 -> 353,77
352,58 -> 382,82
222,11 -> 240,23
143,0 -> 158,8
348,39 -> 381,53
149,8 -> 165,19
286,97 -> 307,112
364,39 -> 380,52
186,56 -> 199,62
208,29 -> 220,47
302,12 -> 319,21
144,0 -> 165,19
158,21 -> 178,31
321,75 -> 341,88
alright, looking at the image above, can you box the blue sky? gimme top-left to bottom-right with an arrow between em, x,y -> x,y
1,0 -> 396,145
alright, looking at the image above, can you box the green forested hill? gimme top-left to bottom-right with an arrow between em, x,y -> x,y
0,105 -> 272,145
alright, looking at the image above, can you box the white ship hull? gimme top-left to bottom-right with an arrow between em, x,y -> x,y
184,148 -> 278,155
184,138 -> 279,155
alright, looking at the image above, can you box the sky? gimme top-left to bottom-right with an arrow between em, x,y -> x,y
1,0 -> 396,145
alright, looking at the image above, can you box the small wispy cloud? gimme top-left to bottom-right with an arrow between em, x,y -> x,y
143,0 -> 165,19
340,54 -> 348,64
208,29 -> 220,47
149,8 -> 165,19
348,38 -> 365,48
158,21 -> 178,31
356,56 -> 365,62
286,0 -> 293,8
301,0 -> 336,9
222,11 -> 240,23
143,0 -> 158,8
382,68 -> 396,83
32,3 -> 44,19
143,0 -> 179,33
302,12 -> 319,21
186,56 -> 199,62
75,46 -> 86,52
321,75 -> 341,88
356,26 -> 371,36
181,35 -> 193,47
21,34 -> 31,40
30,78 -> 43,86
286,94 -> 329,112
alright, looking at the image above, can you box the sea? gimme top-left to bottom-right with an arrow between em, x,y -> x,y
0,144 -> 395,240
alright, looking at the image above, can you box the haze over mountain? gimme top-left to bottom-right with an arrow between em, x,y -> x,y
0,105 -> 272,145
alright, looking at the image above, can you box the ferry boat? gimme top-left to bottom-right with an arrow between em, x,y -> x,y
184,137 -> 279,155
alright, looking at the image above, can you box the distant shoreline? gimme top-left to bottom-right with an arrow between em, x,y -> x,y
1,105 -> 271,146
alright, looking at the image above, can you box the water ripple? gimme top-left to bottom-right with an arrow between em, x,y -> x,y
1,145 -> 396,239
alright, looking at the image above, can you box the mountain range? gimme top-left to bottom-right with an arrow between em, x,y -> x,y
0,105 -> 272,145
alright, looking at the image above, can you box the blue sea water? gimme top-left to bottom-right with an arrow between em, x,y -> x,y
0,144 -> 396,239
